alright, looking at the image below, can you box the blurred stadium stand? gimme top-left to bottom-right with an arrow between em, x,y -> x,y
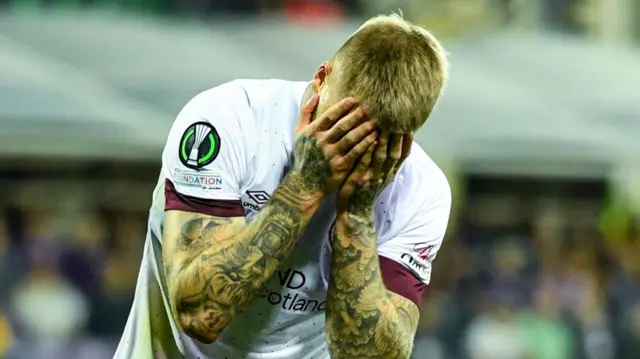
0,1 -> 639,358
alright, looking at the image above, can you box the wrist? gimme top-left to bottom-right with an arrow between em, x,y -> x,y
285,170 -> 325,208
341,199 -> 376,220
337,207 -> 375,225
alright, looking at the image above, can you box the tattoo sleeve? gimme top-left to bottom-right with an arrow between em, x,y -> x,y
163,170 -> 323,343
326,208 -> 420,359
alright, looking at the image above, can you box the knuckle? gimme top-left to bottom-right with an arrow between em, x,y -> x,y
364,120 -> 376,130
315,133 -> 328,145
341,97 -> 357,109
332,157 -> 347,171
323,143 -> 336,157
337,123 -> 351,133
322,115 -> 336,126
365,133 -> 376,143
344,133 -> 359,145
352,107 -> 366,119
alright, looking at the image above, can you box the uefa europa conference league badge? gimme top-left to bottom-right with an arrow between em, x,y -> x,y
179,122 -> 221,170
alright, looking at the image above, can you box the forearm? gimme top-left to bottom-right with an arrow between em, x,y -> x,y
326,212 -> 418,359
168,171 -> 322,342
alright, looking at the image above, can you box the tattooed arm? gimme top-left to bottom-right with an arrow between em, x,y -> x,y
327,132 -> 418,359
163,95 -> 377,343
327,211 -> 420,359
163,171 -> 323,343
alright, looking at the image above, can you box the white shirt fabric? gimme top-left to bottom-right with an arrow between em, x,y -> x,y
113,79 -> 451,359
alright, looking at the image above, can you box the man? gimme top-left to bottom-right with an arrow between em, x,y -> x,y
114,13 -> 451,359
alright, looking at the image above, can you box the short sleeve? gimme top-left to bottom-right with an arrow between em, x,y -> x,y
162,88 -> 250,217
377,179 -> 451,286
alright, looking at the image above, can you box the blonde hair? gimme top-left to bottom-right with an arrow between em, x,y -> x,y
332,13 -> 449,132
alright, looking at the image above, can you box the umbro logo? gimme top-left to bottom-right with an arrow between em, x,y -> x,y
247,190 -> 270,205
243,190 -> 271,212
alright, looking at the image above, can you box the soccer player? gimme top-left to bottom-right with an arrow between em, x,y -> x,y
114,13 -> 451,359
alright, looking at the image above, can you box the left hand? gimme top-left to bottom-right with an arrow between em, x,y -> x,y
336,131 -> 413,216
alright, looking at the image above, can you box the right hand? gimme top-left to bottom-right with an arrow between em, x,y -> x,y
292,94 -> 378,197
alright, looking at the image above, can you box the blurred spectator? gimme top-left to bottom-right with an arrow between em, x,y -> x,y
9,260 -> 92,357
0,216 -> 24,305
464,291 -> 529,359
92,216 -> 144,337
412,292 -> 449,359
282,0 -> 346,23
0,311 -> 13,358
616,303 -> 640,358
518,286 -> 574,359
58,214 -> 108,297
559,245 -> 616,359
175,0 -> 262,16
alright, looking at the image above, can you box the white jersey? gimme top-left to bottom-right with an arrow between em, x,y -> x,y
114,79 -> 451,359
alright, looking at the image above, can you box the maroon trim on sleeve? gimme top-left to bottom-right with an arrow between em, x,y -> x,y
165,179 -> 244,217
379,255 -> 426,308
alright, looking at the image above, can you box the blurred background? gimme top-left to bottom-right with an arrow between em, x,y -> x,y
0,0 -> 639,358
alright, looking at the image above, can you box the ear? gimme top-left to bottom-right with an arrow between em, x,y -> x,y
312,62 -> 333,90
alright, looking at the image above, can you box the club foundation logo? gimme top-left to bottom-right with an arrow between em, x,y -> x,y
178,121 -> 220,170
173,168 -> 223,191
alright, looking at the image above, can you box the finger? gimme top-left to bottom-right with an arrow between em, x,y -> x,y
359,140 -> 376,169
344,141 -> 376,190
323,106 -> 367,144
382,134 -> 405,184
308,97 -> 358,133
372,131 -> 389,174
296,93 -> 319,131
332,119 -> 376,154
398,133 -> 414,165
342,132 -> 378,167
384,133 -> 404,173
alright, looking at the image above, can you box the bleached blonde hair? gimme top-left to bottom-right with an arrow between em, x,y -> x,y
332,13 -> 449,132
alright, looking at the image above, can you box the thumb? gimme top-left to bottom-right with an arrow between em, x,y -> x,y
298,93 -> 319,128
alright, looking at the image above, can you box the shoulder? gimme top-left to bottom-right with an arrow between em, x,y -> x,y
160,79 -> 308,200
177,79 -> 308,119
169,79 -> 306,147
173,79 -> 307,137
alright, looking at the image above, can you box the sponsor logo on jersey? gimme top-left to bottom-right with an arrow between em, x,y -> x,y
173,168 -> 223,190
414,243 -> 436,262
259,268 -> 326,313
400,253 -> 431,280
178,121 -> 220,170
243,190 -> 271,212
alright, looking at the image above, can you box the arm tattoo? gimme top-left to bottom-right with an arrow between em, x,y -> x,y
327,194 -> 420,359
164,171 -> 323,343
293,136 -> 333,194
